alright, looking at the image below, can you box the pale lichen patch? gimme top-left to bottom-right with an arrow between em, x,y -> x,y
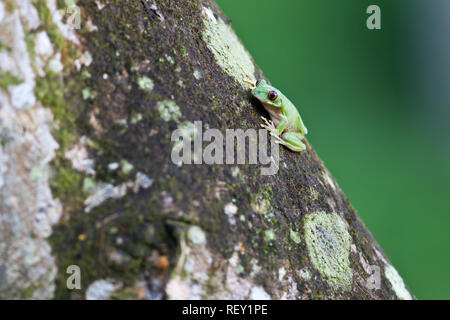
17,0 -> 40,30
95,0 -> 105,11
0,2 -> 62,299
278,267 -> 286,281
264,229 -> 275,242
65,136 -> 96,175
9,82 -> 36,109
290,229 -> 301,244
202,12 -> 255,88
149,3 -> 164,22
304,211 -> 353,291
82,88 -> 95,100
156,100 -> 181,122
165,275 -> 191,300
278,276 -> 299,300
249,258 -> 261,278
201,6 -> 217,24
86,18 -> 98,32
131,113 -> 143,124
46,0 -> 80,45
86,279 -> 117,300
82,176 -> 96,194
47,53 -> 63,73
167,233 -> 273,300
0,2 -> 4,23
165,54 -> 174,65
299,268 -> 312,281
79,51 -> 93,67
373,246 -> 388,265
384,264 -> 413,300
135,172 -> 153,190
251,194 -> 271,217
35,31 -> 53,57
193,69 -> 202,80
250,286 -> 271,300
107,162 -> 119,171
84,182 -> 128,213
84,172 -> 153,212
224,202 -> 238,226
34,30 -> 54,75
231,166 -> 240,178
137,76 -> 154,92
323,170 -> 336,191
187,226 -> 206,245
120,159 -> 134,175
74,51 -> 93,71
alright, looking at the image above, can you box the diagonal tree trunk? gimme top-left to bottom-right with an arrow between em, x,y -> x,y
0,0 -> 413,300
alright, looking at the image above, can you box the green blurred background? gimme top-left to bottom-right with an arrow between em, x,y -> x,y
216,0 -> 450,299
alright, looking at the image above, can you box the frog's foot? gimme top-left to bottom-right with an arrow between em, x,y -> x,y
275,132 -> 306,152
260,116 -> 279,136
243,76 -> 257,88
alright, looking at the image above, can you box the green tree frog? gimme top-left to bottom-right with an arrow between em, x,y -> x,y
244,78 -> 308,152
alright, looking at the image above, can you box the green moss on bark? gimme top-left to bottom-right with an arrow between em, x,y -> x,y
0,71 -> 23,90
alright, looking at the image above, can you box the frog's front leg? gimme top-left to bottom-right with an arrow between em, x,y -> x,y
243,77 -> 257,88
261,115 -> 287,136
261,115 -> 305,151
276,132 -> 306,152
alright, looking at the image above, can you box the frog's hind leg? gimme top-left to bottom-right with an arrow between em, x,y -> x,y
276,132 -> 306,152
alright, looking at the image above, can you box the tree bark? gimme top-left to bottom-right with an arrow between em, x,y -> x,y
0,0 -> 414,300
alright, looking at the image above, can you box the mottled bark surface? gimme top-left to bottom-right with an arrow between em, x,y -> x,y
0,0 -> 414,300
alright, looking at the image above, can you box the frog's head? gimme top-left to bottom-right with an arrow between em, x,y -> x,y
249,79 -> 282,107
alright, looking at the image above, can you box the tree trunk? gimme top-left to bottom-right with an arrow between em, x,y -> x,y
0,0 -> 414,300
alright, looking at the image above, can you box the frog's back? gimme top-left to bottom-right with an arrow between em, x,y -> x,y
281,94 -> 308,134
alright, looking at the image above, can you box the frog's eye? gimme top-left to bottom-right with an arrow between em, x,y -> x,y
267,91 -> 278,101
255,80 -> 261,86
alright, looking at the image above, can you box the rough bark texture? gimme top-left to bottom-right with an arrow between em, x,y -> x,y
0,0 -> 414,300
